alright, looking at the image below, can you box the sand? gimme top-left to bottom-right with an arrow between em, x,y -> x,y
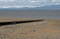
0,17 -> 60,39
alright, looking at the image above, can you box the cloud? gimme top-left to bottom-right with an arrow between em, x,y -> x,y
0,0 -> 15,2
0,0 -> 60,8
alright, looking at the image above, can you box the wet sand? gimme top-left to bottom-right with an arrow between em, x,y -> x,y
0,17 -> 60,39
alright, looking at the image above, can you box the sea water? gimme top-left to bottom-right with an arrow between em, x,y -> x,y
0,9 -> 60,19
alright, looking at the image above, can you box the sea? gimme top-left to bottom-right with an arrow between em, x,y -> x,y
0,8 -> 60,19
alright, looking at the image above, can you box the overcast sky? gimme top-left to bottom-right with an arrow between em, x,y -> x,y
0,0 -> 60,8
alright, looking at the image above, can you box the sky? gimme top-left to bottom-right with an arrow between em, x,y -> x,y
0,0 -> 60,8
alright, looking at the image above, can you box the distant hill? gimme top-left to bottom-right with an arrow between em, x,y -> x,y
0,5 -> 60,10
34,5 -> 60,10
19,5 -> 60,10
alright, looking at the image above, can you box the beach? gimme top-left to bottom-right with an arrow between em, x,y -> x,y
0,17 -> 60,39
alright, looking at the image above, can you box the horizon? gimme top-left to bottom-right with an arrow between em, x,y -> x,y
0,0 -> 60,19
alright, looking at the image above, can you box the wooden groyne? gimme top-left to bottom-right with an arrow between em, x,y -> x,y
0,19 -> 44,26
